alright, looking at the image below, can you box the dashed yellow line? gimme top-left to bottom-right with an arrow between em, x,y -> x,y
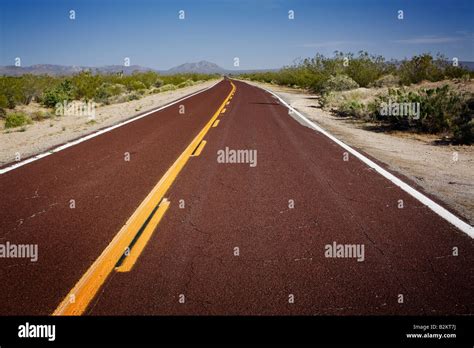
52,81 -> 236,316
212,119 -> 220,128
221,108 -> 226,114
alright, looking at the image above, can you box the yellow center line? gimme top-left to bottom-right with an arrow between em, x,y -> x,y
116,198 -> 170,273
221,108 -> 226,114
190,140 -> 207,157
212,119 -> 220,128
52,81 -> 236,316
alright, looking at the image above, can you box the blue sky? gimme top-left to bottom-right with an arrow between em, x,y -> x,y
1,0 -> 473,69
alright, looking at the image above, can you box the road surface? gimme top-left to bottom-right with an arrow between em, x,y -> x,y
0,79 -> 473,315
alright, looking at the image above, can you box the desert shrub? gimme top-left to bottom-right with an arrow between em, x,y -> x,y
345,51 -> 387,87
158,84 -> 177,92
134,71 -> 159,88
0,72 -> 215,111
94,82 -> 126,103
444,65 -> 471,79
419,86 -> 463,133
460,74 -> 471,83
451,97 -> 473,144
0,75 -> 56,108
128,93 -> 140,101
71,71 -> 102,100
42,80 -> 74,107
177,79 -> 194,88
240,51 -> 389,91
319,92 -> 332,109
240,52 -> 469,92
6,95 -> 16,109
338,98 -> 366,118
0,107 -> 6,118
373,85 -> 470,134
398,53 -> 445,85
18,74 -> 47,104
370,74 -> 400,88
373,88 -> 424,130
106,84 -> 126,97
0,95 -> 8,108
322,74 -> 359,92
128,80 -> 146,91
94,84 -> 111,103
31,110 -> 53,121
5,112 -> 32,128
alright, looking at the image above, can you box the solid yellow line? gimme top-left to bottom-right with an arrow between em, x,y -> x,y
191,140 -> 207,157
212,120 -> 220,128
52,81 -> 236,316
116,199 -> 170,273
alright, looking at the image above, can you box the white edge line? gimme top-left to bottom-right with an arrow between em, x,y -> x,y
0,79 -> 222,175
244,81 -> 474,238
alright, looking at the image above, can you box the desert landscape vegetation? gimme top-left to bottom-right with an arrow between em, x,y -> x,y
239,52 -> 474,144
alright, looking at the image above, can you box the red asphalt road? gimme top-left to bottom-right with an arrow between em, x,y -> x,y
88,80 -> 473,315
0,80 -> 231,315
0,79 -> 473,315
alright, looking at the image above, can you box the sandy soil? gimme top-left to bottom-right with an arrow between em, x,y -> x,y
244,80 -> 474,225
0,79 -> 220,166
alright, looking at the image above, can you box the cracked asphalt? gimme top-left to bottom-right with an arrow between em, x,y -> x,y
86,80 -> 474,315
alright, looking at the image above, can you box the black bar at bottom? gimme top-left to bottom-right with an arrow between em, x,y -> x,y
0,316 -> 472,345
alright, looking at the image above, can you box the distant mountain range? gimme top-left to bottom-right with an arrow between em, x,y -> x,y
459,61 -> 474,71
0,60 -> 274,76
0,64 -> 155,76
1,59 -> 472,76
167,61 -> 226,74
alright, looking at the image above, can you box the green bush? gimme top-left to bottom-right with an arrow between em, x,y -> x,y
444,65 -> 471,79
5,112 -> 32,128
398,54 -> 444,85
128,80 -> 146,91
107,84 -> 126,97
158,84 -> 177,92
322,74 -> 359,92
31,110 -> 53,121
94,84 -> 110,103
370,74 -> 400,88
42,80 -> 73,107
177,79 -> 194,88
338,99 -> 366,118
71,72 -> 101,100
7,95 -> 16,108
345,51 -> 388,87
0,95 -> 8,108
373,85 -> 470,135
0,107 -> 6,119
128,93 -> 140,101
451,98 -> 473,144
